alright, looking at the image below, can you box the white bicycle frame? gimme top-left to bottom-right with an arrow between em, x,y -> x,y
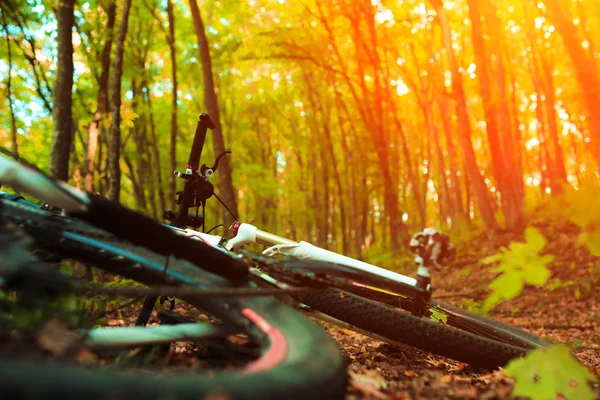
0,153 -> 424,349
169,223 -> 421,288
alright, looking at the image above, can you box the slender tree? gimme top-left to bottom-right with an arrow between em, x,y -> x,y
1,7 -> 18,156
467,0 -> 523,229
166,0 -> 178,210
188,0 -> 239,228
85,1 -> 116,192
429,0 -> 498,229
107,0 -> 133,201
542,0 -> 600,168
49,0 -> 75,181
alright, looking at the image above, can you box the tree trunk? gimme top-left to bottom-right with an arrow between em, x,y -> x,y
364,4 -> 406,252
49,0 -> 75,181
188,0 -> 239,228
486,0 -> 524,225
107,0 -> 133,202
85,1 -> 116,192
540,51 -> 568,189
130,78 -> 148,212
166,0 -> 178,210
430,0 -> 498,229
437,93 -> 465,219
467,0 -> 523,229
543,0 -> 600,168
1,9 -> 18,156
145,87 -> 166,216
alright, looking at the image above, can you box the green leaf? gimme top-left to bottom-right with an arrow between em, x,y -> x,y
577,231 -> 600,257
482,226 -> 552,312
429,306 -> 448,325
524,227 -> 547,253
504,344 -> 598,400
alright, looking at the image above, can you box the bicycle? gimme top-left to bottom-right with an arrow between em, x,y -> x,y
144,113 -> 549,368
0,153 -> 347,397
0,113 -> 548,398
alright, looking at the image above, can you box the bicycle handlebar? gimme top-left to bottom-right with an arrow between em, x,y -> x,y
187,113 -> 215,170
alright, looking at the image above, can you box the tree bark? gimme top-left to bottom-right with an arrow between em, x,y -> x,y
543,0 -> 600,168
107,0 -> 133,202
188,0 -> 239,228
1,8 -> 18,157
85,1 -> 116,192
467,0 -> 523,229
145,86 -> 166,216
166,0 -> 178,211
49,0 -> 75,181
430,0 -> 498,229
540,51 -> 568,188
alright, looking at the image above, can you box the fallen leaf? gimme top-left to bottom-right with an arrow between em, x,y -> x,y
349,369 -> 388,399
403,370 -> 418,377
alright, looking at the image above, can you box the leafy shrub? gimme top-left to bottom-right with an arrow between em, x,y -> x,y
482,227 -> 553,313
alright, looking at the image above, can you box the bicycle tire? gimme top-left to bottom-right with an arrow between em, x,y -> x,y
342,285 -> 548,351
301,288 -> 544,370
0,198 -> 347,400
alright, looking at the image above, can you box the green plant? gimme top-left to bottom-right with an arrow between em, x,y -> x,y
504,344 -> 598,400
459,298 -> 484,314
429,306 -> 448,324
450,216 -> 483,252
482,227 -> 554,313
538,176 -> 600,256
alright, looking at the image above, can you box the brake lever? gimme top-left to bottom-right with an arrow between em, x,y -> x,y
211,151 -> 232,172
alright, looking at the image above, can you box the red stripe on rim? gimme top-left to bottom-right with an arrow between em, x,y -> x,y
241,308 -> 289,375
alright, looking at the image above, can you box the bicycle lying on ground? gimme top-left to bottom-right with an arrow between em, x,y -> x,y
0,113 -> 548,399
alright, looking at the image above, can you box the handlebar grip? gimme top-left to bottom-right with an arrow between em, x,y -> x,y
187,113 -> 215,169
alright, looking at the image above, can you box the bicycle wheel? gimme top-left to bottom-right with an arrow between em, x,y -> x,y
0,197 -> 347,400
301,288 -> 547,370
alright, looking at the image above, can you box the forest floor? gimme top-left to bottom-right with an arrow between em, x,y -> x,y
5,222 -> 600,399
330,222 -> 600,399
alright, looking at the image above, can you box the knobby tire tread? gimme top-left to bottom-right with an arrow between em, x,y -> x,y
302,289 -> 533,369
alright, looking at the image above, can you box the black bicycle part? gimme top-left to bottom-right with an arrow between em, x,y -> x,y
341,282 -> 548,350
0,196 -> 348,400
67,193 -> 248,282
188,113 -> 215,170
301,288 -> 544,370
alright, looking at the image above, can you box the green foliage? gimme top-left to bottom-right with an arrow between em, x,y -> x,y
361,243 -> 412,274
10,291 -> 89,331
459,298 -> 484,314
504,344 -> 598,400
538,177 -> 600,257
429,306 -> 448,325
482,227 -> 554,312
544,278 -> 575,291
450,217 -> 483,253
